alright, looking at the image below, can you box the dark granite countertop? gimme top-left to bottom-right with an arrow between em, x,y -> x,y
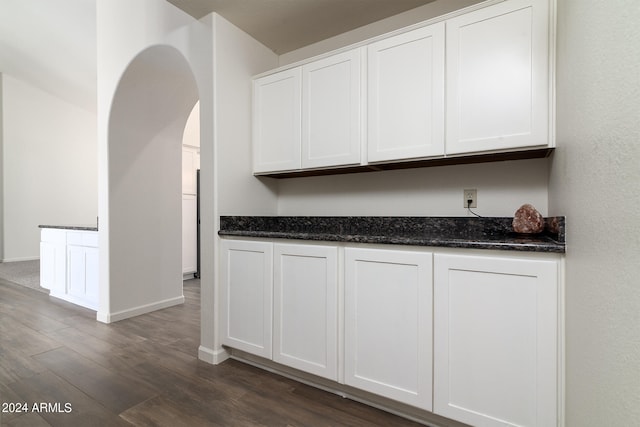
219,216 -> 565,253
39,225 -> 98,231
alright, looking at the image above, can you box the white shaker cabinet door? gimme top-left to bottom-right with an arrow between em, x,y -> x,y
67,231 -> 99,308
434,253 -> 558,427
367,23 -> 445,162
446,0 -> 551,154
182,147 -> 198,195
302,49 -> 363,169
182,194 -> 197,275
220,240 -> 274,359
344,248 -> 433,410
40,229 -> 67,297
273,244 -> 338,380
253,68 -> 302,173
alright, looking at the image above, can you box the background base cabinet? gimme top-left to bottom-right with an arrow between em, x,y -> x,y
433,253 -> 559,427
40,228 -> 99,310
66,231 -> 99,310
40,228 -> 67,297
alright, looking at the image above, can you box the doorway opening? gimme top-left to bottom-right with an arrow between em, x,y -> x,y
106,44 -> 200,323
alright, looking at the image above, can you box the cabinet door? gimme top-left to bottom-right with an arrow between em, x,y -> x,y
182,194 -> 197,274
40,242 -> 66,296
434,254 -> 558,427
446,0 -> 551,154
220,240 -> 273,358
344,248 -> 433,410
367,23 -> 445,162
302,49 -> 362,169
273,244 -> 338,380
182,147 -> 199,195
66,245 -> 99,310
253,68 -> 302,173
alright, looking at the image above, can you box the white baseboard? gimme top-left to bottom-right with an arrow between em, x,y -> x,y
0,256 -> 39,263
98,295 -> 185,323
198,345 -> 229,365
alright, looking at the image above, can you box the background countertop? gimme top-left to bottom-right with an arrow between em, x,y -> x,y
39,224 -> 98,231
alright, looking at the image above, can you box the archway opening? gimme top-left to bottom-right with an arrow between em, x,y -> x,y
107,45 -> 199,320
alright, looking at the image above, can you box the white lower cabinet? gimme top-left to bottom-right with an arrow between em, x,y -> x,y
344,248 -> 433,410
273,244 -> 338,380
220,240 -> 274,359
220,239 -> 561,425
221,240 -> 339,380
433,253 -> 558,427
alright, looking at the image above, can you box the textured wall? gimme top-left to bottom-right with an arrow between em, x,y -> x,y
1,75 -> 98,261
278,159 -> 550,217
550,0 -> 640,425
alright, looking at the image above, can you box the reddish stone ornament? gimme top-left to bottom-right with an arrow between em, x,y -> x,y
512,204 -> 544,234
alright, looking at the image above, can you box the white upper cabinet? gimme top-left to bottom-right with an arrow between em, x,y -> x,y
252,0 -> 554,174
445,0 -> 551,155
253,68 -> 302,173
367,23 -> 445,162
302,49 -> 363,169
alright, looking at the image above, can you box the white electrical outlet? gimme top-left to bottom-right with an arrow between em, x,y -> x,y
463,189 -> 477,208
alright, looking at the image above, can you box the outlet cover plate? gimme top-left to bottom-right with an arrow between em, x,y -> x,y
463,189 -> 477,208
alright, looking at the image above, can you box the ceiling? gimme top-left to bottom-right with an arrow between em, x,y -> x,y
0,0 -> 97,111
0,0 -> 438,113
166,0 -> 438,54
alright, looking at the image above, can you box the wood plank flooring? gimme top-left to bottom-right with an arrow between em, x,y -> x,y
0,278 -> 423,426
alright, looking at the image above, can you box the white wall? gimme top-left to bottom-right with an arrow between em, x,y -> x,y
96,0 -> 213,323
0,0 -> 97,113
0,74 -> 4,261
201,14 -> 279,363
183,102 -> 200,148
278,159 -> 549,217
279,0 -> 484,66
1,74 -> 97,262
550,0 -> 640,425
214,14 -> 279,216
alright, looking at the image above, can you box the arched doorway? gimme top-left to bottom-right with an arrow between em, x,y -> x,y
106,45 -> 199,321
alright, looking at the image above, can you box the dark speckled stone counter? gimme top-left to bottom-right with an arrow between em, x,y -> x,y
39,225 -> 98,231
219,216 -> 565,253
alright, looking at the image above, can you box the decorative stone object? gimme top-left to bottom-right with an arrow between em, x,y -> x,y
512,204 -> 544,234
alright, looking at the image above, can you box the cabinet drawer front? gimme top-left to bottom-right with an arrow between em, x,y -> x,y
67,231 -> 98,247
41,228 -> 67,244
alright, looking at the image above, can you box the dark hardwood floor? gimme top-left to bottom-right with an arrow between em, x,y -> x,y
0,278 -> 422,426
